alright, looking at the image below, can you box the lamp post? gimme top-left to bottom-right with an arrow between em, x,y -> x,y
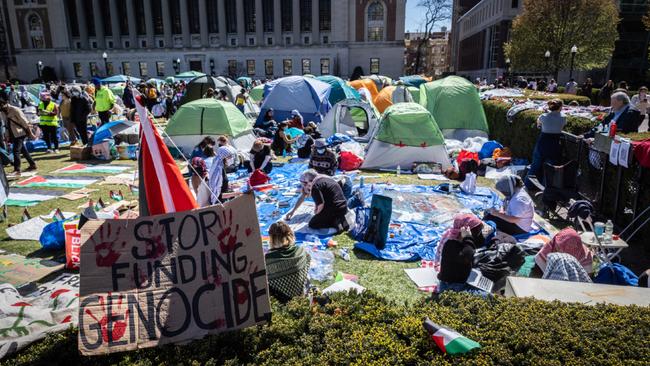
569,45 -> 578,80
544,50 -> 550,77
36,60 -> 43,80
505,58 -> 511,86
102,52 -> 109,76
176,58 -> 181,73
209,59 -> 215,76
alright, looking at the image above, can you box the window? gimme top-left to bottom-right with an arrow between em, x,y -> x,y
99,0 -> 112,36
27,14 -> 45,49
83,0 -> 96,36
188,0 -> 200,33
89,62 -> 98,77
153,0 -> 164,35
92,41 -> 98,49
117,0 -> 129,35
73,62 -> 82,77
156,62 -> 165,76
207,0 -> 219,33
322,35 -> 329,44
228,60 -> 238,76
158,40 -> 164,47
267,37 -> 273,45
141,40 -> 147,48
304,36 -> 310,44
263,0 -> 274,32
75,41 -> 81,49
285,36 -> 291,45
320,58 -> 330,75
283,59 -> 292,75
122,61 -> 131,75
265,59 -> 274,76
248,37 -> 255,46
247,60 -> 256,76
281,0 -> 292,32
244,0 -> 255,33
125,40 -> 130,48
170,0 -> 182,34
370,58 -> 380,74
511,0 -> 518,8
135,0 -> 146,35
302,59 -> 311,75
300,0 -> 312,32
230,38 -> 237,46
226,0 -> 237,33
66,0 -> 80,37
108,41 -> 114,48
319,0 -> 331,31
139,62 -> 148,77
367,1 -> 385,41
106,62 -> 114,75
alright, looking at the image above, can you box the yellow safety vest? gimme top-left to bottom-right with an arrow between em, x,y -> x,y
38,101 -> 59,126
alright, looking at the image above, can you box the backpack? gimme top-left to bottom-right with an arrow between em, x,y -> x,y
363,195 -> 392,249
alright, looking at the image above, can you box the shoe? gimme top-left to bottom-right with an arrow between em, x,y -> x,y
46,149 -> 53,154
54,149 -> 60,154
25,165 -> 37,172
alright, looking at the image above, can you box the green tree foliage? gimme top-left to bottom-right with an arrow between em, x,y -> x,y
504,0 -> 619,78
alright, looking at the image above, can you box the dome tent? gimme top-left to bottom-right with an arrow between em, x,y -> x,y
419,76 -> 489,140
373,85 -> 414,114
349,78 -> 379,99
320,99 -> 380,142
257,76 -> 331,125
249,84 -> 265,103
362,103 -> 450,170
181,76 -> 232,105
316,75 -> 361,105
164,99 -> 256,155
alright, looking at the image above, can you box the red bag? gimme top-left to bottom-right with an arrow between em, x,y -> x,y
65,223 -> 81,270
456,150 -> 479,165
249,169 -> 270,187
339,151 -> 364,171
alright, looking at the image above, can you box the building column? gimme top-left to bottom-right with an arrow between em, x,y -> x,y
161,0 -> 172,47
144,0 -> 154,47
255,0 -> 263,45
236,0 -> 245,45
180,0 -> 191,47
109,0 -> 121,48
126,0 -> 137,47
92,0 -> 105,48
273,0 -> 281,45
218,0 -> 227,45
199,0 -> 208,46
311,0 -> 319,44
292,0 -> 300,44
75,0 -> 89,49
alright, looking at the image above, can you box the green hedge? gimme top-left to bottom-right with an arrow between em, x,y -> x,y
5,292 -> 650,365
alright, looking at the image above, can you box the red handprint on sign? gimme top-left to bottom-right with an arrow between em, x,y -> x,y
85,294 -> 129,343
216,209 -> 240,255
141,223 -> 168,259
92,224 -> 126,267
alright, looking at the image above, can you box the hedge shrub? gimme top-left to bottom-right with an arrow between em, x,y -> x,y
5,292 -> 650,366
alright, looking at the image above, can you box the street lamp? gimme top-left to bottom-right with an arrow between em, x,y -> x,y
209,59 -> 215,76
505,58 -> 511,86
102,52 -> 109,76
569,45 -> 578,80
36,61 -> 43,80
544,50 -> 550,76
175,58 -> 181,73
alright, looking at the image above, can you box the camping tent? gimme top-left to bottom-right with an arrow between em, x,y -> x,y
362,103 -> 450,170
257,76 -> 331,125
174,71 -> 206,81
407,86 -> 420,104
419,76 -> 489,139
316,75 -> 361,106
320,99 -> 380,142
236,76 -> 252,89
164,98 -> 256,155
349,79 -> 379,99
180,76 -> 232,105
399,75 -> 430,88
101,74 -> 141,84
250,84 -> 265,103
362,74 -> 392,91
373,85 -> 414,114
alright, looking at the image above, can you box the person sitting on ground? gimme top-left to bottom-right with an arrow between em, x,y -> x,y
304,122 -> 322,139
546,79 -> 558,93
534,228 -> 593,274
309,139 -> 338,176
295,132 -> 314,159
271,122 -> 296,156
585,92 -> 641,138
286,169 -> 350,233
485,175 -> 535,236
191,136 -> 216,159
265,221 -> 311,303
216,135 -> 239,173
565,78 -> 578,95
526,99 -> 566,189
436,213 -> 490,297
542,252 -> 592,283
287,110 -> 304,130
254,109 -> 277,138
248,139 -> 273,174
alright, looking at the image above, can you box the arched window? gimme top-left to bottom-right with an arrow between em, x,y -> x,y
28,14 -> 45,49
367,1 -> 384,42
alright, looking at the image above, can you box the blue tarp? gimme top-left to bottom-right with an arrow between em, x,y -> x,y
399,75 -> 428,88
91,120 -> 134,145
257,76 -> 332,126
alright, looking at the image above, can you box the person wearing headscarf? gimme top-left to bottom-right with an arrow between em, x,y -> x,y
542,252 -> 592,283
436,213 -> 489,296
207,143 -> 235,204
265,221 -> 310,303
535,228 -> 593,274
288,109 -> 304,130
37,91 -> 60,153
485,175 -> 535,235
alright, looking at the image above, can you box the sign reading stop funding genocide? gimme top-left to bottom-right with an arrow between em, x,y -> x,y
78,193 -> 270,355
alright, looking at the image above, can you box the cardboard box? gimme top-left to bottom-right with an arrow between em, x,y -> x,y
69,145 -> 92,161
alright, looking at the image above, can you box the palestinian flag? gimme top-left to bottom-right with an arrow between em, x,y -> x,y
54,163 -> 132,174
423,318 -> 480,355
15,176 -> 98,189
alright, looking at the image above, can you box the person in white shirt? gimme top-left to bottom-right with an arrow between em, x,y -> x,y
484,175 -> 535,235
631,86 -> 649,119
216,135 -> 239,173
547,79 -> 558,93
565,78 -> 578,95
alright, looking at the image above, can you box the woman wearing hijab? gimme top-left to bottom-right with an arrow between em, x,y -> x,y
535,228 -> 593,274
288,110 -> 304,130
542,253 -> 592,283
485,175 -> 535,235
436,213 -> 490,296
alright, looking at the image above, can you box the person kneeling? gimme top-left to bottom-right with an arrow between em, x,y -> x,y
286,169 -> 350,233
265,222 -> 311,303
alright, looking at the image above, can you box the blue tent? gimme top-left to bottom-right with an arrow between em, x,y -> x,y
399,75 -> 429,88
236,76 -> 252,89
316,75 -> 360,106
257,76 -> 332,125
91,120 -> 135,145
101,74 -> 141,84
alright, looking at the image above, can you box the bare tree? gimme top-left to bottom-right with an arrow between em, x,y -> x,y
413,0 -> 451,75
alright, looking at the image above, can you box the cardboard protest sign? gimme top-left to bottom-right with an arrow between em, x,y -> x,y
78,193 -> 270,355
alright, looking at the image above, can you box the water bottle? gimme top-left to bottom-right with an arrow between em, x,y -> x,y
604,220 -> 614,244
396,165 -> 401,176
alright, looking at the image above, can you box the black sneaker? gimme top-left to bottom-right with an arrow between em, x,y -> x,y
25,165 -> 37,172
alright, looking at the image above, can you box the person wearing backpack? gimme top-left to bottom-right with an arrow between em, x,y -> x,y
1,98 -> 37,176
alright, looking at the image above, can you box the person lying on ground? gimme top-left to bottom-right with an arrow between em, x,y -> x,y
309,139 -> 338,176
485,175 -> 535,236
286,169 -> 350,233
265,221 -> 311,303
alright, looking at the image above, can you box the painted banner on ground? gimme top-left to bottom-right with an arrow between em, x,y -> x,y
78,193 -> 270,355
0,273 -> 80,359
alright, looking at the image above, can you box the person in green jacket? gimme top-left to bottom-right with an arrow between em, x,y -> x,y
92,78 -> 115,126
37,91 -> 60,153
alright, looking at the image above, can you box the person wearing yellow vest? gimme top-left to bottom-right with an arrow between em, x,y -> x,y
93,78 -> 115,126
38,91 -> 60,153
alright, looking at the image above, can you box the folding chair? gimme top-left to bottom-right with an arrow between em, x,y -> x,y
527,160 -> 580,218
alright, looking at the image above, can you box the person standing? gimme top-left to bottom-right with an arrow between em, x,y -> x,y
235,88 -> 247,113
526,99 -> 566,188
69,86 -> 92,145
122,81 -> 135,109
93,78 -> 115,125
581,78 -> 593,102
37,92 -> 60,153
59,89 -> 76,145
599,80 -> 614,106
0,98 -> 37,176
631,86 -> 649,122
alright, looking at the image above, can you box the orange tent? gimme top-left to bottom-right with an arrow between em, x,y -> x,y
349,79 -> 379,99
373,86 -> 396,114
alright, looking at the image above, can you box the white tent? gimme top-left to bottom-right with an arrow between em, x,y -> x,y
320,99 -> 380,142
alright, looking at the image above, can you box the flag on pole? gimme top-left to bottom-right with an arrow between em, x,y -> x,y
134,93 -> 197,216
423,318 -> 481,355
21,208 -> 31,222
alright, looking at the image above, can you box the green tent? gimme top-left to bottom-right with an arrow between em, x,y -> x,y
419,76 -> 488,136
407,86 -> 420,104
249,84 -> 265,103
316,75 -> 361,105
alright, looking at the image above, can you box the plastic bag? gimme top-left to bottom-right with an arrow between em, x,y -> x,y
462,136 -> 488,153
339,141 -> 365,158
339,151 -> 364,171
460,172 -> 477,194
40,220 -> 66,250
308,248 -> 335,281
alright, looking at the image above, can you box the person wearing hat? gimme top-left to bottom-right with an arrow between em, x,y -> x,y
37,91 -> 60,153
287,110 -> 304,130
93,78 -> 115,126
309,138 -> 338,176
0,97 -> 37,176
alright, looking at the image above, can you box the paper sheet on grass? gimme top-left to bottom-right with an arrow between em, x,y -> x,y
418,173 -> 449,181
283,201 -> 338,236
322,279 -> 366,295
405,268 -> 439,288
99,173 -> 137,185
485,165 -> 527,180
5,218 -> 49,241
0,254 -> 64,287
